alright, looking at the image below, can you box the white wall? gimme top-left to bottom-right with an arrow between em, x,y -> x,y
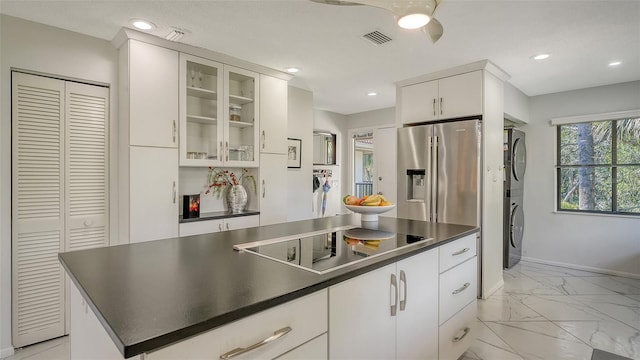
504,82 -> 530,124
0,15 -> 119,355
313,110 -> 349,217
523,80 -> 640,277
347,107 -> 394,129
287,86 -> 314,221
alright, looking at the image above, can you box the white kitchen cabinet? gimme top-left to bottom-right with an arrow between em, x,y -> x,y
259,153 -> 288,225
439,301 -> 477,360
259,74 -> 288,154
179,53 -> 224,167
439,257 -> 477,325
128,40 -> 178,148
329,248 -> 439,359
400,71 -> 482,125
130,147 -> 178,243
146,290 -> 327,359
179,215 -> 259,237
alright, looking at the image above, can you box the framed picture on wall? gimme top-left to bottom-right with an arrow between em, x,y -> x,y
287,138 -> 302,168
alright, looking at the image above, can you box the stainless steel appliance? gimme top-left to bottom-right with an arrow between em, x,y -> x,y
397,120 -> 481,226
397,119 -> 482,296
503,129 -> 526,269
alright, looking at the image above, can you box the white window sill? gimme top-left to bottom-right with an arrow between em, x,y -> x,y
553,210 -> 639,220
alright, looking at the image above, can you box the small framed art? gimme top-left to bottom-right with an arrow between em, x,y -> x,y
287,138 -> 302,168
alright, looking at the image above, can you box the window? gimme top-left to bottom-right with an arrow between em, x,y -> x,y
556,117 -> 640,215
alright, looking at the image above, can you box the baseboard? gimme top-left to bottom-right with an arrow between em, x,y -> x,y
482,278 -> 505,300
521,256 -> 640,279
0,346 -> 15,358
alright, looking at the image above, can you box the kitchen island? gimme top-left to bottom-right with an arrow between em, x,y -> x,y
59,215 -> 479,359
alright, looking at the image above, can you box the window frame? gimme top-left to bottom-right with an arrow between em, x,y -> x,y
555,118 -> 640,216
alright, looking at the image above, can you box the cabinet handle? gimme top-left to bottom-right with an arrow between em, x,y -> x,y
219,141 -> 223,160
172,181 -> 176,204
452,282 -> 471,295
172,120 -> 176,144
262,179 -> 266,198
390,273 -> 398,317
451,247 -> 470,256
440,97 -> 443,115
226,223 -> 229,230
219,326 -> 292,359
226,141 -> 229,162
218,223 -> 222,232
262,130 -> 266,150
452,327 -> 470,343
433,98 -> 436,116
399,270 -> 407,311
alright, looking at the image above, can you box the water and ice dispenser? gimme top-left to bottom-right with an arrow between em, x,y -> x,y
406,169 -> 426,201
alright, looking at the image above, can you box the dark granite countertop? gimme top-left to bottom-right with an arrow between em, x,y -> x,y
179,210 -> 260,223
59,215 -> 478,358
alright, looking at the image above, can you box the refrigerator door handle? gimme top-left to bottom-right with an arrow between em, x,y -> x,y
432,135 -> 439,222
426,136 -> 433,222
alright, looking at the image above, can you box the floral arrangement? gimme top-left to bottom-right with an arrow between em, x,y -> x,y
205,167 -> 256,197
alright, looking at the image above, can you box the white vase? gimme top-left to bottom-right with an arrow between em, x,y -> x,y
225,185 -> 247,213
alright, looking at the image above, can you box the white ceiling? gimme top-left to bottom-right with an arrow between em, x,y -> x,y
1,0 -> 639,115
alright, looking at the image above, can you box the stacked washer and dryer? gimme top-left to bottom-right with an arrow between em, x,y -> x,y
503,129 -> 526,269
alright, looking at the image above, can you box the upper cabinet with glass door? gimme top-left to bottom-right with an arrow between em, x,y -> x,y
179,53 -> 224,167
179,54 -> 259,167
223,66 -> 259,168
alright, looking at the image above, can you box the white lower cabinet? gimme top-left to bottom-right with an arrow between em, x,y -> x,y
146,290 -> 327,360
329,249 -> 439,359
259,153 -> 288,225
275,334 -> 327,360
438,301 -> 477,360
179,215 -> 259,236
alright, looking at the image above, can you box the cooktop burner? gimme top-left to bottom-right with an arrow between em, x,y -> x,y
234,226 -> 432,274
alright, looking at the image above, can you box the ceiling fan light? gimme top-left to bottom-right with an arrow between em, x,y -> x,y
397,13 -> 431,30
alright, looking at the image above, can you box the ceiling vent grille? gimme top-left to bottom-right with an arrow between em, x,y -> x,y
362,30 -> 392,46
165,29 -> 186,42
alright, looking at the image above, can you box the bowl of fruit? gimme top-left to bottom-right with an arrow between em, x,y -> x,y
342,194 -> 395,221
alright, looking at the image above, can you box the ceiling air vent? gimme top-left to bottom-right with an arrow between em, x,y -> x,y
362,30 -> 392,46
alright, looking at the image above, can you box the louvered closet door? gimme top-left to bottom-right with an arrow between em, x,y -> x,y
64,82 -> 109,251
12,72 -> 66,347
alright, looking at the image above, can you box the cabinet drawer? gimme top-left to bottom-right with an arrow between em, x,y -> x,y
275,333 -> 327,360
439,234 -> 476,273
438,300 -> 477,360
147,290 -> 327,359
225,215 -> 259,231
439,256 -> 477,324
179,219 -> 223,237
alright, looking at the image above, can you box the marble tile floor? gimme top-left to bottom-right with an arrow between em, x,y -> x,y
462,261 -> 640,360
2,261 -> 638,360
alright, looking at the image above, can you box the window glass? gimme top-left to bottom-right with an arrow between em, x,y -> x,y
560,122 -> 611,165
617,166 -> 640,213
616,118 -> 640,164
559,167 -> 612,212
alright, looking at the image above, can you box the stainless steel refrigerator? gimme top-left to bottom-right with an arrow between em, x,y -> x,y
398,119 -> 481,226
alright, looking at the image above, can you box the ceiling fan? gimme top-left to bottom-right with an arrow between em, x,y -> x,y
310,0 -> 444,43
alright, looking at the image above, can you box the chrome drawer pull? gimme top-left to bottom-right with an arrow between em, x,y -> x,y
390,273 -> 398,316
451,247 -> 470,256
399,270 -> 407,311
452,282 -> 471,295
219,326 -> 292,359
452,327 -> 470,343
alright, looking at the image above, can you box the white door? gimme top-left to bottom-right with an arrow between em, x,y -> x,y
329,263 -> 397,359
259,75 -> 288,154
438,71 -> 483,119
399,80 -> 439,124
396,249 -> 439,359
130,147 -> 178,243
373,127 -> 397,217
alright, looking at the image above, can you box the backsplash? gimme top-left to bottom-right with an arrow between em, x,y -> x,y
179,167 -> 258,215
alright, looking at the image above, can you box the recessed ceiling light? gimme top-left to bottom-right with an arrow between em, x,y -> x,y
367,92 -> 377,96
608,61 -> 622,67
285,67 -> 300,73
531,53 -> 550,60
130,19 -> 156,31
397,13 -> 431,29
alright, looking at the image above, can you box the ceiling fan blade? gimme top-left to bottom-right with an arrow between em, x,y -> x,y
424,17 -> 443,43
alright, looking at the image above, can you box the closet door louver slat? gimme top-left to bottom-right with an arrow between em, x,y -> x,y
12,72 -> 65,347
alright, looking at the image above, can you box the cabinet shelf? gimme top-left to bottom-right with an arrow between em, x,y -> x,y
229,94 -> 254,105
187,115 -> 218,124
229,120 -> 254,128
187,86 -> 218,100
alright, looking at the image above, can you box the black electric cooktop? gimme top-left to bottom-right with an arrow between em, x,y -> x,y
234,225 -> 432,274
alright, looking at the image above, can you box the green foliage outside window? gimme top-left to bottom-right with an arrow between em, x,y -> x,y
557,118 -> 640,215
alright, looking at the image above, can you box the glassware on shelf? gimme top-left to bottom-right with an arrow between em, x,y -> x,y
197,70 -> 203,88
229,105 -> 242,122
189,69 -> 196,88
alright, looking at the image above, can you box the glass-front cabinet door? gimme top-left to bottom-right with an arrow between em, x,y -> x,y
179,53 -> 224,166
223,65 -> 259,167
